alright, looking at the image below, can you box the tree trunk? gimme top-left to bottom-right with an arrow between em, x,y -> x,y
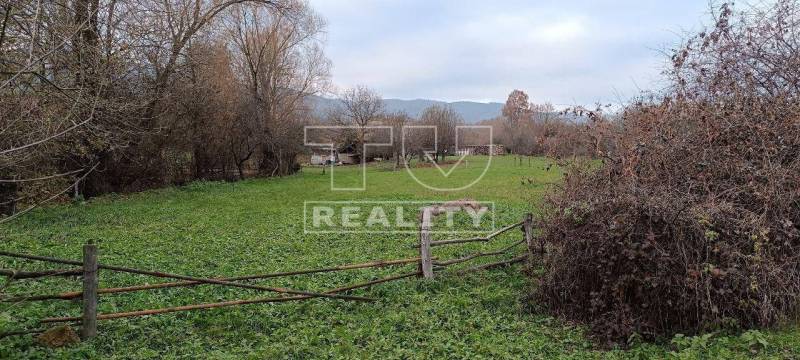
0,182 -> 16,216
236,162 -> 245,180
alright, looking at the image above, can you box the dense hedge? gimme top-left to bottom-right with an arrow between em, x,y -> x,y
533,1 -> 800,343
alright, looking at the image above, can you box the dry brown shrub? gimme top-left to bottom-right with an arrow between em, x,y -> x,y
37,326 -> 80,348
533,1 -> 800,343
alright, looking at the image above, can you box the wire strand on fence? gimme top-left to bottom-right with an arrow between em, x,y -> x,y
41,272 -> 420,324
433,239 -> 526,267
412,221 -> 524,248
456,254 -> 529,275
0,328 -> 47,339
4,257 -> 425,303
0,251 -> 374,303
0,268 -> 82,279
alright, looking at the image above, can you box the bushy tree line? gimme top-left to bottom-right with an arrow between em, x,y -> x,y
0,0 -> 328,219
483,89 -> 614,158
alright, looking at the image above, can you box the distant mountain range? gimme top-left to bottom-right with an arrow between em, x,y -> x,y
307,95 -> 504,123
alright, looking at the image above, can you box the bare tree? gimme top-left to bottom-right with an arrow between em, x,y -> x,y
0,0 -> 295,220
334,85 -> 384,159
419,105 -> 461,163
0,0 -> 108,219
381,111 -> 411,170
500,90 -> 534,154
225,1 -> 329,176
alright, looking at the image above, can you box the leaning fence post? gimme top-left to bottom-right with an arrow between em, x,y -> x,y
418,209 -> 434,279
81,242 -> 98,340
523,213 -> 535,254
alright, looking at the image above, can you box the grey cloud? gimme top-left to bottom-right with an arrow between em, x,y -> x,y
310,0 -> 709,104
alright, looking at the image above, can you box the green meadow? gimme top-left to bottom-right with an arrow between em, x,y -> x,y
1,156 -> 798,359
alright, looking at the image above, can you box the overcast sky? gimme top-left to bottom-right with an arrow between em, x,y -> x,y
307,0 -> 713,106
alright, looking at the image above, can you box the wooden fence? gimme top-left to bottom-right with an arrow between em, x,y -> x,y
0,248 -> 424,340
0,207 -> 537,342
415,200 -> 535,279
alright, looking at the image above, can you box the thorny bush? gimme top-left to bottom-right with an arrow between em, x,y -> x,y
534,1 -> 800,344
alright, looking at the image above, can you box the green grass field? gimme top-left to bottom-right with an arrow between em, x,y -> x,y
1,156 -> 798,359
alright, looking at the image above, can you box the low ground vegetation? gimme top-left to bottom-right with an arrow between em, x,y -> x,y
0,157 -> 798,358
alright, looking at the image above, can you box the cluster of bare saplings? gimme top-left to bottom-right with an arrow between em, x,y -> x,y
0,0 -> 330,219
534,0 -> 800,344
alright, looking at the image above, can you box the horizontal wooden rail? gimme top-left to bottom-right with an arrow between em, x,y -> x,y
0,268 -> 82,279
413,221 -> 524,248
41,272 -> 420,324
433,239 -> 526,267
0,251 -> 374,303
4,257 -> 424,303
457,254 -> 529,274
485,221 -> 524,239
0,328 -> 48,339
428,237 -> 488,247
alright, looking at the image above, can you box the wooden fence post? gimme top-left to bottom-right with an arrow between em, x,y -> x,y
81,242 -> 98,340
523,213 -> 534,254
419,209 -> 434,279
73,179 -> 80,200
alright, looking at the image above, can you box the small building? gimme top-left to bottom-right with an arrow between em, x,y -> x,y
338,153 -> 360,165
336,143 -> 361,165
456,145 -> 506,156
310,148 -> 338,165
